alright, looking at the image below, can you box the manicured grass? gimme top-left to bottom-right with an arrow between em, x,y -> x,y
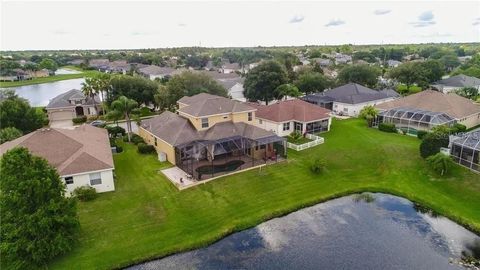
49,119 -> 480,270
0,68 -> 100,88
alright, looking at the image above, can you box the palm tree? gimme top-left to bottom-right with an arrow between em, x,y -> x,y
81,77 -> 99,114
426,153 -> 453,176
110,96 -> 138,142
359,105 -> 378,127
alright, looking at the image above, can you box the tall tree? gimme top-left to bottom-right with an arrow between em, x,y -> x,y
109,75 -> 160,105
338,64 -> 380,88
0,89 -> 48,133
0,127 -> 23,143
1,147 -> 79,269
294,72 -> 331,94
275,84 -> 301,100
81,77 -> 99,112
388,62 -> 429,88
109,96 -> 138,142
244,60 -> 288,105
38,58 -> 58,72
359,105 -> 378,127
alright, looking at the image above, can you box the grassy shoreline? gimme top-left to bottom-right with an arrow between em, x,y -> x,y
43,118 -> 480,270
0,68 -> 99,88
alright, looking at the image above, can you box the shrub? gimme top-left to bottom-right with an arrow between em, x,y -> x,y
115,146 -> 123,153
310,158 -> 326,174
72,186 -> 97,201
87,115 -> 98,121
378,122 -> 397,133
288,131 -> 303,143
131,134 -> 145,145
426,153 -> 453,176
137,143 -> 156,154
72,115 -> 87,124
106,126 -> 126,137
138,107 -> 154,117
451,123 -> 467,134
417,130 -> 428,140
419,132 -> 449,158
0,127 -> 22,143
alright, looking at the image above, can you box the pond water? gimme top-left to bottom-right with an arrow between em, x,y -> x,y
128,193 -> 479,270
2,78 -> 85,107
55,68 -> 82,75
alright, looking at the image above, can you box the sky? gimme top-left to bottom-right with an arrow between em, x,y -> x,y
1,0 -> 479,50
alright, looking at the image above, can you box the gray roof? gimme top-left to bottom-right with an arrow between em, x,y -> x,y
177,93 -> 254,117
433,75 -> 480,88
138,65 -> 176,76
222,62 -> 240,70
141,111 -> 279,146
46,89 -> 99,109
312,83 -> 399,104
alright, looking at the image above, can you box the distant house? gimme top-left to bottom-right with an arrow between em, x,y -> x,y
458,56 -> 473,64
335,53 -> 352,65
107,60 -> 130,74
387,59 -> 402,68
221,62 -> 240,73
0,125 -> 115,195
0,69 -> 31,82
138,65 -> 177,80
201,71 -> 246,101
250,99 -> 332,136
88,59 -> 110,70
312,58 -> 332,67
204,61 -> 216,71
46,89 -> 100,127
375,90 -> 480,132
139,93 -> 286,181
431,74 -> 480,93
27,68 -> 49,78
303,83 -> 399,117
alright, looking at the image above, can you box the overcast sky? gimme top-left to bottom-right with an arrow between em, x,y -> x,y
1,0 -> 479,50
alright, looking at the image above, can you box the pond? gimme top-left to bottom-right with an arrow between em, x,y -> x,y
127,193 -> 479,270
2,78 -> 85,107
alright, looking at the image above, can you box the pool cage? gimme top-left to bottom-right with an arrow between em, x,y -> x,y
450,130 -> 480,172
375,107 -> 456,135
175,135 -> 287,180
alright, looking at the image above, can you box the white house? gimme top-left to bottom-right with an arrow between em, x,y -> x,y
303,83 -> 400,117
249,99 -> 332,136
432,74 -> 480,94
0,125 -> 115,196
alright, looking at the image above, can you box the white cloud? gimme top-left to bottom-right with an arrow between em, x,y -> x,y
325,19 -> 345,27
374,9 -> 391,15
289,15 -> 305,23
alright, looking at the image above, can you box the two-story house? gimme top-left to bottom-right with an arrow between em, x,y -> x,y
138,93 -> 286,180
46,89 -> 100,127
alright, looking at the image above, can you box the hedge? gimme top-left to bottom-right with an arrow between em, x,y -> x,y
72,115 -> 87,124
378,122 -> 397,133
417,130 -> 428,140
137,143 -> 156,154
73,186 -> 97,201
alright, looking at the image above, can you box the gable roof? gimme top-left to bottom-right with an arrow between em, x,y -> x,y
433,74 -> 480,88
177,93 -> 254,117
138,65 -> 176,76
0,125 -> 114,176
250,99 -> 331,123
46,89 -> 99,109
323,83 -> 399,104
375,90 -> 480,119
141,111 -> 280,146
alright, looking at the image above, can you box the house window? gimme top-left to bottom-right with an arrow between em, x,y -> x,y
223,116 -> 228,119
201,118 -> 209,128
343,107 -> 348,112
260,144 -> 266,150
259,119 -> 263,124
154,137 -> 157,146
283,122 -> 290,131
89,173 -> 102,185
64,176 -> 73,185
248,112 -> 253,121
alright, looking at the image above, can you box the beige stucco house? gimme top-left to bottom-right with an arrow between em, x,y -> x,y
46,89 -> 100,127
0,125 -> 115,195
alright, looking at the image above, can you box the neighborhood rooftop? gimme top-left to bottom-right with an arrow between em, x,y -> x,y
433,74 -> 480,88
305,83 -> 400,105
46,89 -> 99,109
177,93 -> 254,117
375,90 -> 480,119
0,125 -> 114,176
249,99 -> 331,123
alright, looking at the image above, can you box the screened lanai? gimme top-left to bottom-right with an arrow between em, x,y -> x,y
377,107 -> 456,135
175,135 -> 287,181
450,130 -> 480,172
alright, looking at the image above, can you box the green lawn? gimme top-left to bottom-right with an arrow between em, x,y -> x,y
49,119 -> 480,270
0,68 -> 100,88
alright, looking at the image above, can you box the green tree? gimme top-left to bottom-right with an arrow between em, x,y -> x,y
38,58 -> 58,72
0,127 -> 23,143
419,130 -> 449,158
1,147 -> 79,269
388,62 -> 429,88
359,105 -> 378,127
109,75 -> 159,106
0,89 -> 48,133
275,84 -> 301,100
421,60 -> 445,82
338,64 -> 380,88
455,87 -> 479,101
244,60 -> 288,105
23,62 -> 39,72
294,72 -> 331,94
81,77 -> 99,112
426,153 -> 453,176
109,96 -> 138,142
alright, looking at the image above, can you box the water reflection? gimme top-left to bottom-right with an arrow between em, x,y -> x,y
2,78 -> 85,107
128,194 -> 479,270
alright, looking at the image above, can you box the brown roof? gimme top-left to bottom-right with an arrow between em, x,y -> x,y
375,90 -> 480,119
177,93 -> 255,117
249,99 -> 331,123
141,111 -> 281,146
0,125 -> 114,176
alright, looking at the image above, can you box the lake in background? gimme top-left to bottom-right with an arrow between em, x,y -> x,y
128,193 -> 479,270
3,78 -> 85,107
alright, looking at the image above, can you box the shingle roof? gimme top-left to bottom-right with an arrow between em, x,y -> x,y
375,90 -> 480,119
46,89 -> 99,109
0,125 -> 114,176
250,99 -> 331,123
433,75 -> 480,88
138,65 -> 176,76
141,111 -> 279,146
323,83 -> 398,104
177,93 -> 254,117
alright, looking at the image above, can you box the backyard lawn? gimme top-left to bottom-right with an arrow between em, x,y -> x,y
0,68 -> 99,87
49,119 -> 480,269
